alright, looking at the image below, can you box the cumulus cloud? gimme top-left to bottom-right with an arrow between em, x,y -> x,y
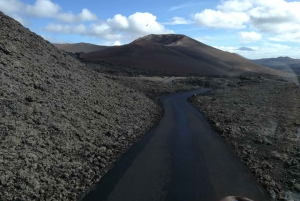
45,23 -> 87,35
56,9 -> 97,23
0,0 -> 24,13
45,12 -> 173,42
194,0 -> 300,42
239,31 -> 262,42
163,17 -> 193,25
78,9 -> 97,21
248,1 -> 300,33
0,0 -> 97,23
86,12 -> 173,41
90,23 -> 124,41
126,12 -> 172,35
107,14 -> 130,30
194,9 -> 249,29
25,0 -> 60,18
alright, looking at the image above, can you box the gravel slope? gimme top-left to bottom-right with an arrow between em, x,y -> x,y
190,77 -> 300,201
0,12 -> 160,200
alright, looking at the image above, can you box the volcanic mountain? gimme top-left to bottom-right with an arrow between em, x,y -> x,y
252,57 -> 300,75
53,42 -> 107,53
81,34 -> 282,76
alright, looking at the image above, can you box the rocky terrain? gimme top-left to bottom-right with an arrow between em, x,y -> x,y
2,9 -> 299,201
86,73 -> 300,200
0,12 -> 161,200
190,76 -> 300,201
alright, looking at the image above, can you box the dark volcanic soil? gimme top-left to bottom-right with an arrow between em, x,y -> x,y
190,76 -> 300,201
54,43 -> 107,53
81,34 -> 283,77
0,12 -> 160,200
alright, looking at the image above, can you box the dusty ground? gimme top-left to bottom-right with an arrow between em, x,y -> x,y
190,76 -> 300,201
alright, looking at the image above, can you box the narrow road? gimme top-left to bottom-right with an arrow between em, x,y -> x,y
81,89 -> 269,201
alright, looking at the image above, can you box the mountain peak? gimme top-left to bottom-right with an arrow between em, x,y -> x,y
277,56 -> 292,59
132,34 -> 186,45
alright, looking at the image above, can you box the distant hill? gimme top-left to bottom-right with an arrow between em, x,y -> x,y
252,57 -> 300,75
53,42 -> 107,53
81,34 -> 283,76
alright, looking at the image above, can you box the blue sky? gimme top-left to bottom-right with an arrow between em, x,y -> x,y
1,0 -> 300,59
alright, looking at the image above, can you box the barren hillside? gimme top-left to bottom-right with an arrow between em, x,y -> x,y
0,11 -> 160,200
190,77 -> 300,200
53,42 -> 107,53
81,34 -> 283,77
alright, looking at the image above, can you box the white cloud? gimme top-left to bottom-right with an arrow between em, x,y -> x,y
45,23 -> 87,35
90,23 -> 124,40
114,41 -> 121,46
239,31 -> 262,42
56,9 -> 97,23
45,12 -> 173,42
214,45 -> 237,53
0,0 -> 97,23
270,32 -> 300,43
262,42 -> 291,50
168,2 -> 204,11
78,8 -> 97,21
101,12 -> 173,40
248,1 -> 300,33
0,0 -> 23,13
25,0 -> 60,18
107,14 -> 130,30
193,0 -> 300,43
194,9 -> 249,29
126,12 -> 172,35
163,17 -> 193,25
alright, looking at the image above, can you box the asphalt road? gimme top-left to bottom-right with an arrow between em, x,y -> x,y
81,89 -> 269,201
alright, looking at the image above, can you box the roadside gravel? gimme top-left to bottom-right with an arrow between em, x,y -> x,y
190,76 -> 300,201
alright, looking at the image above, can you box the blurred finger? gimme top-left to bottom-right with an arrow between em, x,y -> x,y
219,196 -> 254,201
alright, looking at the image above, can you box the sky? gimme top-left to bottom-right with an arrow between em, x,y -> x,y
1,0 -> 300,59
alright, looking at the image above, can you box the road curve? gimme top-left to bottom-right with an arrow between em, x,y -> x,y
81,89 -> 269,201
